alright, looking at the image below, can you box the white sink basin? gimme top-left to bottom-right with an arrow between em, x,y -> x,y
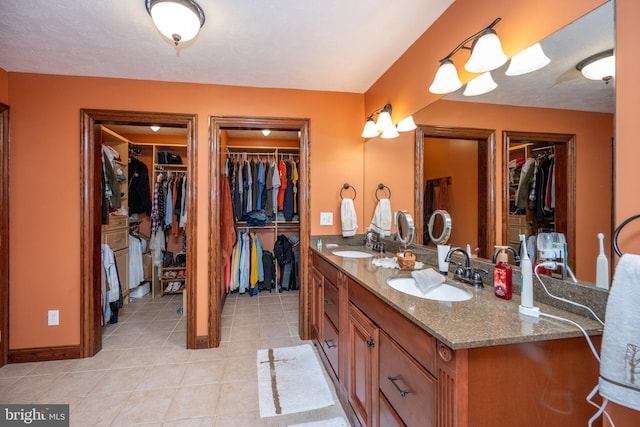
386,277 -> 473,302
331,250 -> 374,258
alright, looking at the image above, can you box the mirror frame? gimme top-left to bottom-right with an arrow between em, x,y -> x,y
502,130 -> 576,272
0,103 -> 9,367
415,125 -> 496,258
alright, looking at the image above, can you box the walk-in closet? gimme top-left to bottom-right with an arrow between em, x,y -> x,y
100,123 -> 190,329
221,129 -> 301,297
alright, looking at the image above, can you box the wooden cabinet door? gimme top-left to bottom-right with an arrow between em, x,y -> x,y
310,266 -> 324,341
348,303 -> 379,427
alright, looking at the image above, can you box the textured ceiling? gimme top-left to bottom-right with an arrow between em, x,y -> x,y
0,0 -> 453,93
444,2 -> 615,113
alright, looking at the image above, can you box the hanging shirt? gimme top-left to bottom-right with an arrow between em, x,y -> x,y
277,159 -> 287,211
256,160 -> 265,209
271,160 -> 281,215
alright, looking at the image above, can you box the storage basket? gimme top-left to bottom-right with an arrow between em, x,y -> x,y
396,250 -> 416,270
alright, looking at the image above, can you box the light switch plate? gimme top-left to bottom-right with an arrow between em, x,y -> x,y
48,310 -> 59,326
320,212 -> 333,226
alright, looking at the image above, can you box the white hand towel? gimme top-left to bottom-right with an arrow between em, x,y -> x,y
598,253 -> 640,411
369,198 -> 392,237
411,268 -> 445,293
341,198 -> 358,237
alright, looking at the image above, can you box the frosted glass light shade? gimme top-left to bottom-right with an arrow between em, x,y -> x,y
506,43 -> 550,76
361,119 -> 379,138
262,129 -> 271,136
150,125 -> 161,132
380,126 -> 399,139
429,59 -> 463,94
464,30 -> 507,73
149,0 -> 205,45
397,116 -> 417,132
375,110 -> 395,133
463,72 -> 497,96
579,54 -> 615,81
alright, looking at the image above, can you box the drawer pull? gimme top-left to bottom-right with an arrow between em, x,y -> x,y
324,339 -> 336,349
387,376 -> 409,397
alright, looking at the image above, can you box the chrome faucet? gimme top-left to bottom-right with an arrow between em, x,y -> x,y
492,246 -> 521,266
364,230 -> 385,253
445,247 -> 487,288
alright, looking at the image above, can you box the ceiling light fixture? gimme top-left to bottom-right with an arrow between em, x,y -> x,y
150,125 -> 161,132
463,72 -> 497,96
146,0 -> 205,46
262,130 -> 271,136
576,49 -> 615,84
505,43 -> 550,76
361,104 -> 416,139
429,18 -> 506,95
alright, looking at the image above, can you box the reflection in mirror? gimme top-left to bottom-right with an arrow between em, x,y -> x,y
428,209 -> 452,245
408,2 -> 614,285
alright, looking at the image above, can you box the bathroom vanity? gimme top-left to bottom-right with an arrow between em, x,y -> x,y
310,240 -> 603,427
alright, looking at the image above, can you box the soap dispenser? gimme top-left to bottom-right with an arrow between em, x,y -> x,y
493,246 -> 512,300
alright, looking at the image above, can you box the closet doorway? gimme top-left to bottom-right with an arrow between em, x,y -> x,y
0,103 -> 9,367
80,109 -> 197,357
209,116 -> 310,346
502,130 -> 576,272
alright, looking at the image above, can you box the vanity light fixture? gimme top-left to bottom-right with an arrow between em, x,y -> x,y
505,43 -> 550,76
429,18 -> 507,94
150,125 -> 161,132
463,72 -> 497,96
361,103 -> 416,139
576,49 -> 615,83
146,0 -> 205,46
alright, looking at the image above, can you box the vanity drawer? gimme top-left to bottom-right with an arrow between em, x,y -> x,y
322,314 -> 339,377
103,228 -> 128,251
379,392 -> 405,427
323,277 -> 340,329
379,330 -> 436,427
102,215 -> 128,230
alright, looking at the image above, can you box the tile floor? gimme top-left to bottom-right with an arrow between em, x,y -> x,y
0,290 -> 349,426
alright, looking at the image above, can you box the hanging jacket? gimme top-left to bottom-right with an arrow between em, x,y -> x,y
128,157 -> 152,215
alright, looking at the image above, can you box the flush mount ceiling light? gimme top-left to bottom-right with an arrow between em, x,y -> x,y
262,130 -> 271,136
576,49 -> 615,83
429,18 -> 507,94
361,104 -> 416,139
146,0 -> 205,46
150,125 -> 161,132
505,43 -> 550,76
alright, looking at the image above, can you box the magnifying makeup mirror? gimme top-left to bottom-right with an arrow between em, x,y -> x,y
428,209 -> 452,245
395,210 -> 415,250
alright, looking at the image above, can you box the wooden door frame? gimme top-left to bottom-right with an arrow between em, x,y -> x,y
208,115 -> 310,346
415,125 -> 496,258
80,109 -> 198,357
0,103 -> 9,367
502,130 -> 576,272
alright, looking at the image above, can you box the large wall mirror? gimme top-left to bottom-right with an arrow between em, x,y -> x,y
365,1 -> 615,286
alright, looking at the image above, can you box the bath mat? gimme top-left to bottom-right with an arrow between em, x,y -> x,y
284,416 -> 350,427
257,343 -> 335,418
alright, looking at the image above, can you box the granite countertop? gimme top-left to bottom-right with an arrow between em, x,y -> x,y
312,240 -> 604,350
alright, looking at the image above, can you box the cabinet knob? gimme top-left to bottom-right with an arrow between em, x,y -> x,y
366,339 -> 375,348
324,339 -> 336,349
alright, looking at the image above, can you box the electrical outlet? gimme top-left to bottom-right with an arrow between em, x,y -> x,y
48,310 -> 59,326
320,212 -> 333,226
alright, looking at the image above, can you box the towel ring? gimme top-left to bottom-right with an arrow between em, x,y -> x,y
340,183 -> 356,200
375,184 -> 391,201
613,214 -> 640,257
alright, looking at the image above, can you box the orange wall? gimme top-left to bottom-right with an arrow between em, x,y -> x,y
605,0 -> 640,425
0,68 -> 7,105
425,138 -> 478,250
364,0 -> 606,122
8,73 -> 364,349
